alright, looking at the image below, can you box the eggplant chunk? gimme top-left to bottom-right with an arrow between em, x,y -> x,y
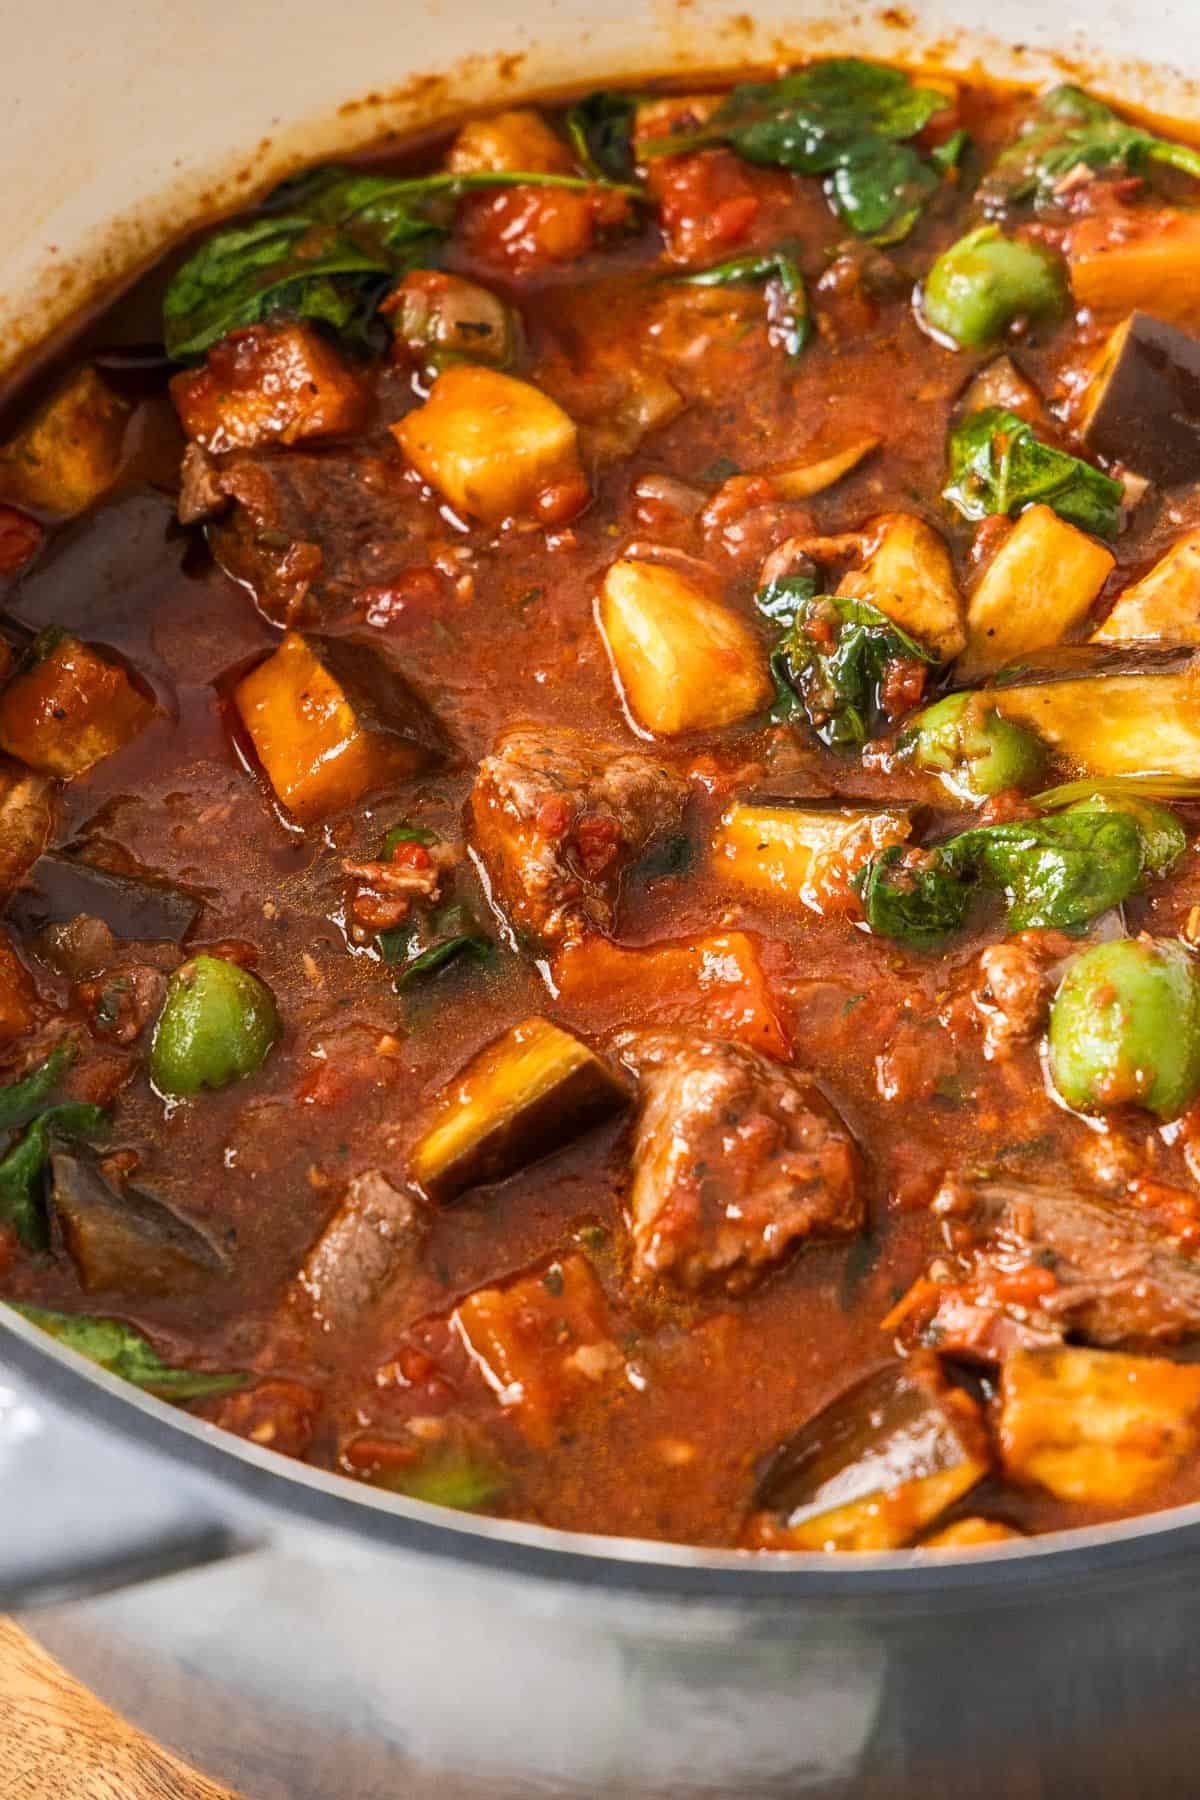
1094,532 -> 1200,643
454,1252 -> 620,1446
712,800 -> 912,917
0,367 -> 129,517
51,1152 -> 228,1296
895,1175 -> 1200,1361
410,1016 -> 630,1203
836,514 -> 965,662
961,505 -> 1114,678
747,1357 -> 990,1552
986,644 -> 1200,777
999,1345 -> 1200,1505
234,631 -> 446,823
7,850 -> 202,944
1079,313 -> 1200,487
294,1169 -> 427,1332
0,757 -> 53,899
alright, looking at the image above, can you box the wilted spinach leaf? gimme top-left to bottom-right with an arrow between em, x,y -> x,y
768,589 -> 935,747
6,1304 -> 247,1400
855,842 -> 974,946
955,810 -> 1144,931
566,91 -> 638,181
642,57 -> 952,241
943,407 -> 1121,538
673,247 -> 811,356
379,901 -> 491,988
980,83 -> 1200,214
0,1040 -> 76,1133
0,1102 -> 109,1251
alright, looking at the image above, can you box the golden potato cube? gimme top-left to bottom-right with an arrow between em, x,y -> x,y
1094,530 -> 1200,643
0,367 -> 129,517
234,632 -> 443,824
0,633 -> 152,776
836,513 -> 965,661
961,504 -> 1115,677
921,1517 -> 1022,1549
448,108 -> 575,176
712,801 -> 911,916
598,557 -> 772,735
393,367 -> 586,525
999,1345 -> 1200,1505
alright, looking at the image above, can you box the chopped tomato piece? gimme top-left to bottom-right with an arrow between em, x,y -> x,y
458,185 -> 631,278
648,150 -> 764,265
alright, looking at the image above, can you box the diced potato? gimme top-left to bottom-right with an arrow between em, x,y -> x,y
448,107 -> 576,176
712,801 -> 912,917
0,367 -> 129,517
746,1359 -> 990,1552
836,514 -> 965,661
553,931 -> 791,1061
961,505 -> 1115,677
1094,531 -> 1200,642
1069,211 -> 1200,325
921,1517 -> 1023,1549
170,323 -> 366,455
455,1253 -> 619,1446
0,757 -> 53,897
0,928 -> 37,1042
410,1016 -> 630,1203
0,632 -> 152,777
988,649 -> 1200,776
234,631 -> 444,824
598,557 -> 771,734
393,367 -> 586,525
999,1345 -> 1200,1505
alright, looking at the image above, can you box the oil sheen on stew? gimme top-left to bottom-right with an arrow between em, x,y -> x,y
8,62 -> 1200,1550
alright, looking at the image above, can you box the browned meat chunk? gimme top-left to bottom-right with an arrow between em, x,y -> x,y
170,323 -> 366,454
293,1169 -> 428,1333
894,1175 -> 1200,1359
616,1030 -> 862,1293
470,725 -> 688,944
178,446 -> 435,626
75,963 -> 168,1045
969,931 -> 1075,1056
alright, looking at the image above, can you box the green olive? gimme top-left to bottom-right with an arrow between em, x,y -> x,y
903,692 -> 1046,799
1048,937 -> 1200,1119
922,225 -> 1069,349
150,954 -> 280,1097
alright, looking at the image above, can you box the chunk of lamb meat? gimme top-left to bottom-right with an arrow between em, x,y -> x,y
470,725 -> 688,944
292,1169 -> 429,1334
894,1175 -> 1200,1360
616,1029 -> 862,1293
178,446 -> 437,626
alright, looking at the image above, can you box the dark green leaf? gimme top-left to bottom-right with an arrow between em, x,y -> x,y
382,821 -> 437,857
855,842 -> 974,946
0,1041 -> 76,1133
5,1304 -> 247,1400
956,809 -> 1143,931
943,407 -> 1122,538
0,1103 -> 109,1251
673,248 -> 811,356
379,901 -> 491,988
930,129 -> 970,173
755,572 -> 819,629
980,83 -> 1200,214
768,589 -> 935,747
565,91 -> 638,182
642,57 -> 951,240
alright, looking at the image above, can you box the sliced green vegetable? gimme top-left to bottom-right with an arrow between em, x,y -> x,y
0,1102 -> 108,1251
379,901 -> 491,989
673,248 -> 810,356
922,225 -> 1068,349
150,955 -> 280,1097
6,1304 -> 247,1399
901,692 -> 1046,799
943,407 -> 1121,538
0,1040 -> 76,1133
767,586 -> 936,747
1049,937 -> 1200,1118
164,167 -> 640,359
980,84 -> 1200,215
565,90 -> 638,182
641,57 -> 952,241
373,1438 -> 506,1510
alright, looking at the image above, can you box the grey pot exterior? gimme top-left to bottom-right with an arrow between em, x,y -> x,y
5,1313 -> 1200,1798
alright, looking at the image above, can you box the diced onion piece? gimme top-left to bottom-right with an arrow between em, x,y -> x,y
770,435 -> 881,500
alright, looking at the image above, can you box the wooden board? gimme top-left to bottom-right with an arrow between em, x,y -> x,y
0,1617 -> 240,1798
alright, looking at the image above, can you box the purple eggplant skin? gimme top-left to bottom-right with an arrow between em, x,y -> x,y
51,1150 -> 229,1296
1080,312 -> 1200,487
7,850 -> 203,944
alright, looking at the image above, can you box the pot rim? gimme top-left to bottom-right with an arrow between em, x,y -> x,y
6,1305 -> 1200,1599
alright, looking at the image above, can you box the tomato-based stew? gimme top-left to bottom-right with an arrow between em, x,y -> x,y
8,63 -> 1200,1550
